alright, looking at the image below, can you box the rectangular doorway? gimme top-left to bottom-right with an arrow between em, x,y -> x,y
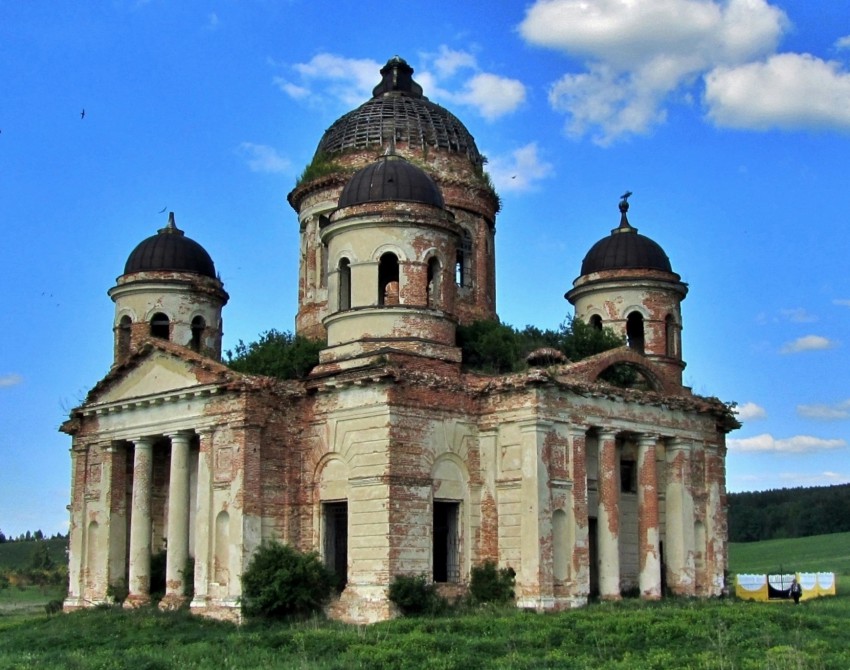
433,501 -> 460,583
323,501 -> 348,589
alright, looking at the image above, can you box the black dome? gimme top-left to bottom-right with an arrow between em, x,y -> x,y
315,56 -> 483,169
580,200 -> 672,275
124,213 -> 216,278
338,155 -> 444,208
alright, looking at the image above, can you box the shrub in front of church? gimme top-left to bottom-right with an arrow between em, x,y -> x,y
388,574 -> 447,616
468,561 -> 515,604
240,541 -> 336,620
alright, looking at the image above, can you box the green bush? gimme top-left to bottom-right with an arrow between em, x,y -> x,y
468,561 -> 515,604
388,574 -> 447,616
225,330 -> 323,380
241,542 -> 335,620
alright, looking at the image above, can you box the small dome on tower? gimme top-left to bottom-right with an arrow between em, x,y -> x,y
580,195 -> 672,275
338,154 -> 444,208
124,213 -> 217,278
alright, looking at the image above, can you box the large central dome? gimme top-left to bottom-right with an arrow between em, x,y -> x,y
315,56 -> 483,169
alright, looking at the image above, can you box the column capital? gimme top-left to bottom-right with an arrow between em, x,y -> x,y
668,436 -> 692,451
165,429 -> 194,441
637,433 -> 660,448
131,436 -> 154,449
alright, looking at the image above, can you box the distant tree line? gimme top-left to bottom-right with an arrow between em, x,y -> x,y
0,529 -> 67,544
728,484 -> 850,542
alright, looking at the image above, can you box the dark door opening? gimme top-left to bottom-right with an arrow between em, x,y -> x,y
433,501 -> 460,583
323,502 -> 348,590
589,517 -> 599,597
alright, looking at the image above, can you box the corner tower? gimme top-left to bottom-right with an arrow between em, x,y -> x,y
108,212 -> 229,364
288,56 -> 499,341
566,195 -> 688,386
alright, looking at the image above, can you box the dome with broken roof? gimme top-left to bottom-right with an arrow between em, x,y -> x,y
124,213 -> 217,278
315,56 -> 483,169
580,199 -> 673,275
338,155 -> 444,208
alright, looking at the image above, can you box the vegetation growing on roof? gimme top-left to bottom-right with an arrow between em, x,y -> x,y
295,152 -> 349,187
457,316 -> 626,376
225,330 -> 323,380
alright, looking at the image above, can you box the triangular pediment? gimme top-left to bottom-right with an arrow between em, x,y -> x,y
81,340 -> 238,408
96,351 -> 204,403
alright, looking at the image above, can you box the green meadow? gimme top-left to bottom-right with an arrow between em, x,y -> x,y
0,533 -> 847,669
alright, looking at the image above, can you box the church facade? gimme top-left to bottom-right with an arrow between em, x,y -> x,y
61,57 -> 738,623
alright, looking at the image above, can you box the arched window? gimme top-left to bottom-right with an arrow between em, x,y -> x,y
626,311 -> 645,353
338,258 -> 351,311
378,252 -> 399,306
427,257 -> 441,308
589,314 -> 603,330
665,314 -> 676,357
117,315 -> 132,359
191,316 -> 206,352
150,312 -> 170,340
455,230 -> 472,288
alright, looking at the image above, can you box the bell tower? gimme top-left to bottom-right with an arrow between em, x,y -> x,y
108,212 -> 229,365
566,195 -> 688,386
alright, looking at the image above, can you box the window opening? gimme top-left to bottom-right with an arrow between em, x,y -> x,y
323,502 -> 348,589
378,252 -> 399,306
433,501 -> 460,583
620,460 -> 637,493
589,314 -> 603,330
320,240 -> 329,289
427,257 -> 440,308
626,312 -> 645,353
117,315 -> 132,359
665,314 -> 676,357
455,230 -> 472,288
338,258 -> 351,311
150,312 -> 170,340
190,316 -> 206,352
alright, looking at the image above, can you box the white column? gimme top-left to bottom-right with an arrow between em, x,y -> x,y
162,430 -> 192,609
637,434 -> 662,599
596,430 -> 620,600
191,429 -> 213,609
126,437 -> 154,606
665,437 -> 695,594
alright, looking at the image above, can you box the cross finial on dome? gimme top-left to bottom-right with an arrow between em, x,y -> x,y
616,191 -> 636,233
158,211 -> 185,236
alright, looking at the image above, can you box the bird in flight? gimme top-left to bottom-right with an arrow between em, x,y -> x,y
158,206 -> 167,213
80,109 -> 85,119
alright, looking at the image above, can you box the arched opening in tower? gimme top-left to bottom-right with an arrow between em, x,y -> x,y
626,312 -> 645,354
378,252 -> 399,306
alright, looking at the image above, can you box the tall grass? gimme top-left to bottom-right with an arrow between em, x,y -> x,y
0,534 -> 845,669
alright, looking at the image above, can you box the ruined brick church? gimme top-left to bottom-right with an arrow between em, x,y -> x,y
62,57 -> 738,623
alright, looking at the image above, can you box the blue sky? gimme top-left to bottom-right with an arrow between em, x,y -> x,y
1,0 -> 848,537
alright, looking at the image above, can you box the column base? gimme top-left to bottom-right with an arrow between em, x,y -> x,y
158,594 -> 189,611
123,594 -> 151,609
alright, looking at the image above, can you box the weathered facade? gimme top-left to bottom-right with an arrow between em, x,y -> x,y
62,57 -> 738,623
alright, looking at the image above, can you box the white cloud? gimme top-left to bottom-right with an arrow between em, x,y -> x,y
779,471 -> 850,487
780,335 -> 838,354
0,374 -> 22,388
429,45 -> 477,78
486,142 -> 554,192
834,299 -> 850,307
519,0 -> 789,143
237,143 -> 290,174
279,50 -> 525,121
734,402 -> 767,421
205,12 -> 219,30
797,399 -> 850,420
779,308 -> 816,323
705,53 -> 850,131
280,54 -> 383,107
836,35 -> 850,51
454,73 -> 526,120
728,433 -> 847,453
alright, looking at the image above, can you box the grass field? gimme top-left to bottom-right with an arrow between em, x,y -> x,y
0,533 -> 846,669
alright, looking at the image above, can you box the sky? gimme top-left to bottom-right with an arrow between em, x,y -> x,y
1,0 -> 848,537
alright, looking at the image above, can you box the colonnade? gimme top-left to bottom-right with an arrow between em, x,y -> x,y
125,430 -> 195,609
588,429 -> 712,600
